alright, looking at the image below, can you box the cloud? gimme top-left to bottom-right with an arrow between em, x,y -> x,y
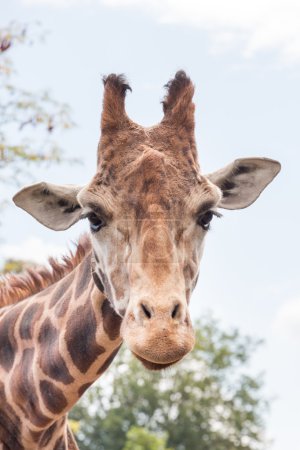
21,0 -> 300,65
22,0 -> 91,6
0,237 -> 66,265
272,298 -> 300,342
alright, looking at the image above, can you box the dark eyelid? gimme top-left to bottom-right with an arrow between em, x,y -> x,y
196,200 -> 216,217
86,203 -> 111,221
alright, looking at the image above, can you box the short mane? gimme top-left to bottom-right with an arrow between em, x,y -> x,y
0,234 -> 91,308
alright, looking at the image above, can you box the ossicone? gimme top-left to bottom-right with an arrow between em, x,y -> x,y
102,74 -> 132,97
161,70 -> 195,131
101,73 -> 132,131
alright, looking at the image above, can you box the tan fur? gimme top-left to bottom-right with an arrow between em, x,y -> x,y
101,74 -> 132,132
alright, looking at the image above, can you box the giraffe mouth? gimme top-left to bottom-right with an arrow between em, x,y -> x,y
132,352 -> 181,371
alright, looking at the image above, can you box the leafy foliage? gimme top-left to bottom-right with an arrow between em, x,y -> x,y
0,258 -> 36,274
0,258 -> 37,293
122,427 -> 173,450
0,22 -> 75,187
70,317 -> 267,450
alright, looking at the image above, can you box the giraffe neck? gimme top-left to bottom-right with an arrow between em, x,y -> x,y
0,251 -> 122,449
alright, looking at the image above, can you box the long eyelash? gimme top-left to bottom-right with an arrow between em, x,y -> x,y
212,211 -> 223,219
206,211 -> 222,232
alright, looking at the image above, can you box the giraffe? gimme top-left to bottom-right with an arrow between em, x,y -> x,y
0,235 -> 122,449
0,71 -> 280,449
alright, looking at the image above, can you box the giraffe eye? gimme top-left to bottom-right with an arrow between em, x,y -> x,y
88,213 -> 105,232
197,210 -> 222,230
197,211 -> 214,231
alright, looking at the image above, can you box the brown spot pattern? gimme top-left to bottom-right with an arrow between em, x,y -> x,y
0,306 -> 20,371
101,299 -> 122,340
0,382 -> 24,450
92,271 -> 104,293
40,380 -> 67,415
38,319 -> 74,384
19,303 -> 43,340
75,255 -> 92,299
67,427 -> 79,450
50,276 -> 73,309
11,348 -> 51,427
53,435 -> 66,450
97,346 -> 121,375
78,382 -> 92,397
54,290 -> 71,318
39,422 -> 57,447
65,301 -> 105,373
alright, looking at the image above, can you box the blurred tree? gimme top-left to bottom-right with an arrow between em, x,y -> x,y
0,21 -> 75,189
122,427 -> 173,450
70,317 -> 267,450
0,258 -> 36,274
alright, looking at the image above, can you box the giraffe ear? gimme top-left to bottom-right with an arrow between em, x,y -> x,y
207,157 -> 281,210
13,182 -> 84,231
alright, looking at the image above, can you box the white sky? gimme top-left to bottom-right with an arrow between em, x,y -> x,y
23,0 -> 300,64
1,1 -> 300,449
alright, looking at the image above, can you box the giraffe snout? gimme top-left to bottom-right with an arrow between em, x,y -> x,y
136,297 -> 186,323
121,296 -> 195,370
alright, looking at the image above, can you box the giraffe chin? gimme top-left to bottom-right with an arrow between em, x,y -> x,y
132,352 -> 181,371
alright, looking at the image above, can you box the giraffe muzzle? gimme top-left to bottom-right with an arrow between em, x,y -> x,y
121,299 -> 195,370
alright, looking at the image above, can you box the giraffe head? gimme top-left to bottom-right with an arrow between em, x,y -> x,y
13,72 -> 280,370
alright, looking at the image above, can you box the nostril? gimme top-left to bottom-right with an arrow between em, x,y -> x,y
141,303 -> 152,319
171,303 -> 180,319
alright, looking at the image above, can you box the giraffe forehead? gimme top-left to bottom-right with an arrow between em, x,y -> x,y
96,137 -> 198,179
88,148 -> 201,210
